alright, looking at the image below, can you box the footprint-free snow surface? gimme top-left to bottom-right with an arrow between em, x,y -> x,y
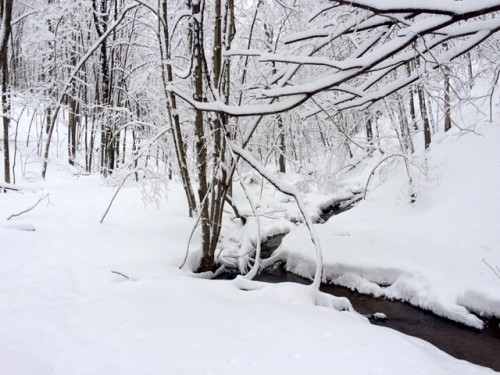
1,125 -> 499,374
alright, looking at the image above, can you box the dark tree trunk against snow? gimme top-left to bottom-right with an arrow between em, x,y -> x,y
277,114 -> 286,173
365,115 -> 374,154
418,85 -> 432,150
159,0 -> 196,217
444,65 -> 452,132
1,44 -> 10,187
406,62 -> 419,132
44,0 -> 56,135
1,0 -> 13,189
398,94 -> 414,154
67,94 -> 77,165
93,0 -> 114,176
188,0 -> 235,272
191,0 -> 212,272
67,40 -> 80,166
467,52 -> 474,90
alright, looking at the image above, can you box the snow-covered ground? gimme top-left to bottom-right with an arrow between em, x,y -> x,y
0,128 -> 500,375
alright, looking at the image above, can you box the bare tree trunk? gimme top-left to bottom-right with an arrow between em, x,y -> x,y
398,94 -> 414,154
93,0 -> 114,176
418,85 -> 432,150
190,0 -> 235,272
159,0 -> 196,216
444,65 -> 452,132
68,95 -> 77,165
1,0 -> 14,189
67,45 -> 79,166
365,114 -> 373,153
277,114 -> 286,173
191,0 -> 212,272
2,50 -> 10,186
407,62 -> 418,131
467,51 -> 474,90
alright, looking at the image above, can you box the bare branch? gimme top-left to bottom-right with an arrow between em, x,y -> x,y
6,194 -> 50,221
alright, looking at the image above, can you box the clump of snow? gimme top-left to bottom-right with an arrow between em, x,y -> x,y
371,312 -> 388,320
457,287 -> 500,320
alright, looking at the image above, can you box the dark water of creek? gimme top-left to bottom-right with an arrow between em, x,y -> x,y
256,258 -> 500,372
220,197 -> 500,371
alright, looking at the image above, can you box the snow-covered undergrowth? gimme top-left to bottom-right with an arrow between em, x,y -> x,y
215,167 -> 361,273
1,170 -> 497,374
276,123 -> 500,329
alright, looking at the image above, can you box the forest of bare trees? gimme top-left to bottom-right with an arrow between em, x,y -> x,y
1,0 -> 499,273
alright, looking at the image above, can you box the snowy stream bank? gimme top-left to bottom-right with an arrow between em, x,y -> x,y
218,195 -> 500,371
258,239 -> 500,371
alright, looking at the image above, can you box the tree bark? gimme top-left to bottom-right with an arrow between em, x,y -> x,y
418,85 -> 432,149
191,0 -> 212,272
1,0 -> 14,189
93,0 -> 114,176
159,0 -> 197,216
444,65 -> 452,132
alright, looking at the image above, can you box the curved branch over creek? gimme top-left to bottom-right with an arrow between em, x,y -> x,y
217,195 -> 500,371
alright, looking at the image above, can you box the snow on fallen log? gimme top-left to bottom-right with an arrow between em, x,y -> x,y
1,223 -> 36,232
0,182 -> 38,193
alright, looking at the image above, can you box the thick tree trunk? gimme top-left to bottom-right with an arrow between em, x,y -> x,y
191,0 -> 235,272
93,0 -> 114,176
191,0 -> 212,272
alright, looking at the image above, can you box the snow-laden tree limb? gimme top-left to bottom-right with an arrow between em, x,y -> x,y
169,2 -> 500,117
333,0 -> 500,17
229,142 -> 324,290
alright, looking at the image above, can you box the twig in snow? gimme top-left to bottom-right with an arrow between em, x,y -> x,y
483,258 -> 500,279
100,175 -> 131,224
6,194 -> 50,221
111,270 -> 130,280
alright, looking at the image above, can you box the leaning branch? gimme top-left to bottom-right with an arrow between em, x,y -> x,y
229,142 -> 324,290
6,194 -> 49,221
363,154 -> 410,200
100,175 -> 131,224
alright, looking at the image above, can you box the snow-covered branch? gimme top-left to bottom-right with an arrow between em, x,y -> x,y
169,1 -> 500,118
229,142 -> 324,290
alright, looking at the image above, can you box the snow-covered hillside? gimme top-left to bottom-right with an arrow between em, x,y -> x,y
279,123 -> 500,328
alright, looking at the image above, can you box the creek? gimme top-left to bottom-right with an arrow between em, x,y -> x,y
257,237 -> 500,371
220,195 -> 500,371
